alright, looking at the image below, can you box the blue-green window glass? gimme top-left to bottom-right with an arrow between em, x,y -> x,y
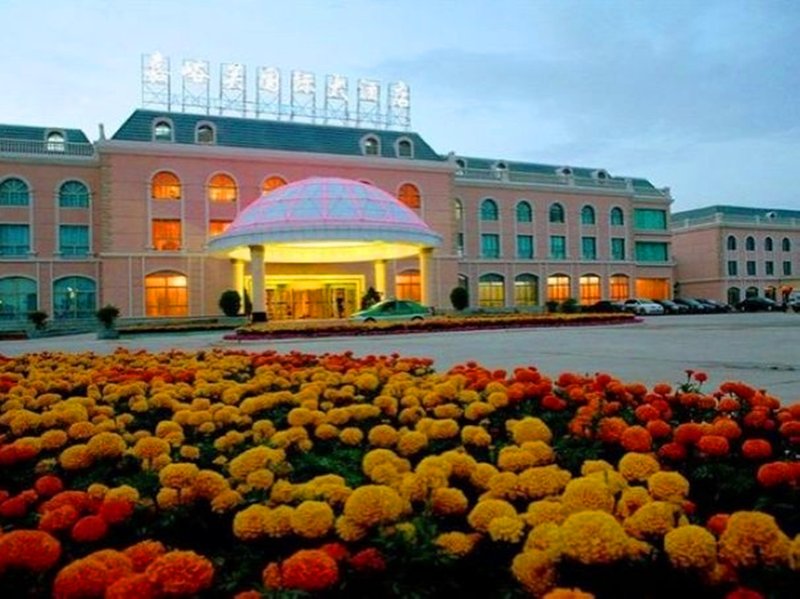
550,235 -> 566,259
59,181 -> 90,208
481,233 -> 500,258
581,205 -> 596,225
783,261 -> 792,276
0,224 -> 30,256
727,261 -> 737,276
610,207 -> 624,226
59,225 -> 89,256
0,178 -> 30,206
634,241 -> 668,262
549,203 -> 565,223
764,237 -> 774,252
633,209 -> 667,230
746,261 -> 756,276
514,273 -> 538,306
516,201 -> 532,223
0,276 -> 37,320
745,236 -> 755,251
726,235 -> 737,251
480,199 -> 499,221
53,276 -> 97,319
581,236 -> 597,260
456,233 -> 464,255
765,261 -> 774,275
517,235 -> 533,259
782,237 -> 791,252
611,238 -> 626,260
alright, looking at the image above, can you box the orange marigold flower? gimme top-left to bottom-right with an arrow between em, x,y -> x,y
99,497 -> 135,524
674,423 -> 704,445
262,562 -> 282,589
38,504 -> 80,533
40,490 -> 90,514
0,529 -> 61,572
53,557 -> 116,599
543,589 -> 596,599
725,588 -> 765,599
233,591 -> 263,599
718,511 -> 791,568
741,439 -> 772,460
658,442 -> 687,462
597,417 -> 628,444
756,462 -> 792,488
634,404 -> 660,423
697,435 -> 730,457
71,515 -> 109,543
145,550 -> 215,596
645,419 -> 672,440
349,547 -> 387,572
319,542 -> 350,562
779,420 -> 800,438
34,474 -> 64,497
105,573 -> 160,599
664,525 -> 717,569
123,540 -> 166,572
711,418 -> 742,440
281,549 -> 339,592
620,425 -> 652,453
706,513 -> 730,536
0,495 -> 29,518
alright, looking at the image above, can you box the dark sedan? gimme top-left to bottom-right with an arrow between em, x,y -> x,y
735,297 -> 786,312
584,300 -> 624,313
654,299 -> 688,314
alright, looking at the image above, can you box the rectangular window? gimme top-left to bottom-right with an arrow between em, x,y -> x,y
550,235 -> 566,259
634,241 -> 668,262
481,234 -> 500,258
727,261 -> 738,276
516,235 -> 533,259
634,209 -> 668,230
152,219 -> 182,251
765,261 -> 774,276
611,238 -> 626,261
457,232 -> 464,255
581,236 -> 597,260
746,261 -> 756,276
208,220 -> 231,237
784,261 -> 793,276
0,224 -> 30,256
59,225 -> 89,256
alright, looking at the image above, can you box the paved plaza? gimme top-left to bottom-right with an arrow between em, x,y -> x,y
1,312 -> 799,401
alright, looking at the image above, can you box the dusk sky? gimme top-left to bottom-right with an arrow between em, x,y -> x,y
2,0 -> 797,211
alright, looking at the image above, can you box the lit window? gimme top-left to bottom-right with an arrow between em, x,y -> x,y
152,219 -> 182,251
480,199 -> 499,221
151,171 -> 181,200
145,271 -> 188,317
208,173 -> 237,203
262,176 -> 287,194
454,199 -> 463,223
0,276 -> 37,320
516,201 -> 532,223
514,274 -> 538,306
59,225 -> 90,256
396,270 -> 420,301
362,136 -> 380,156
610,207 -> 624,226
59,181 -> 89,208
549,203 -> 565,223
46,131 -> 65,152
0,178 -> 30,206
579,275 -> 601,305
398,183 -> 421,209
0,224 -> 30,256
479,273 -> 504,308
53,276 -> 96,319
196,124 -> 215,144
153,120 -> 173,142
547,275 -> 570,302
609,275 -> 629,301
397,139 -> 413,158
581,205 -> 596,225
209,220 -> 231,237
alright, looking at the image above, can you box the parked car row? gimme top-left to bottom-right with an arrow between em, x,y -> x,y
585,296 -> 797,315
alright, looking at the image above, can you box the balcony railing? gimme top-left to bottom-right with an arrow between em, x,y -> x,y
455,167 -> 656,194
0,138 -> 95,157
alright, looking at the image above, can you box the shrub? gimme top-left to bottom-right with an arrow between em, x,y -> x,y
360,287 -> 382,310
561,298 -> 580,313
450,286 -> 469,311
545,300 -> 560,313
218,290 -> 242,317
96,305 -> 120,329
28,310 -> 48,330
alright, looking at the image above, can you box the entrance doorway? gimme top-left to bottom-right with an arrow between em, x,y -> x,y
245,275 -> 363,320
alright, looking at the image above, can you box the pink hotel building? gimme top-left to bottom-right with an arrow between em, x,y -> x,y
0,106 -> 676,323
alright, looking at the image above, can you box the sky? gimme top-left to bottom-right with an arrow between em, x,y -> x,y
1,0 -> 798,212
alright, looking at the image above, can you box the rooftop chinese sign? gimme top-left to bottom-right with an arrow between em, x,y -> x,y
141,52 -> 411,130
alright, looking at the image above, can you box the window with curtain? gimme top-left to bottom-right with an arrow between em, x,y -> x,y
262,176 -> 287,194
0,178 -> 30,206
514,274 -> 538,306
481,234 -> 500,258
610,207 -> 624,226
579,275 -> 601,305
611,238 -> 626,261
0,276 -> 37,320
634,242 -> 668,262
633,209 -> 667,230
0,224 -> 30,256
395,270 -> 421,301
478,274 -> 505,308
152,219 -> 182,251
516,235 -> 533,259
53,276 -> 96,319
145,271 -> 188,316
59,181 -> 89,208
546,275 -> 570,301
581,205 -> 596,225
550,235 -> 566,259
59,225 -> 89,256
151,172 -> 181,200
581,237 -> 597,260
398,183 -> 421,209
516,201 -> 532,223
208,173 -> 237,203
609,275 -> 629,300
480,199 -> 499,221
549,203 -> 565,223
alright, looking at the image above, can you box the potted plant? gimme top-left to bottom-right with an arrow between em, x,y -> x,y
27,310 -> 49,336
450,286 -> 469,311
96,304 -> 121,339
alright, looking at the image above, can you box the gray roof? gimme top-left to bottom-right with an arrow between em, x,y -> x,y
0,123 -> 90,143
111,109 -> 444,161
672,205 -> 800,221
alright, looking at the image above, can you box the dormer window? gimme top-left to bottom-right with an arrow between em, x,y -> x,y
362,135 -> 380,156
153,120 -> 173,142
594,170 -> 609,180
558,166 -> 573,176
396,138 -> 413,158
454,158 -> 466,174
46,131 -> 65,152
196,123 -> 215,144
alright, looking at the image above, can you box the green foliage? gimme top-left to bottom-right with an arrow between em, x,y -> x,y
449,286 -> 469,311
96,304 -> 120,328
287,442 -> 366,487
27,310 -> 48,330
545,300 -> 560,313
560,297 -> 580,313
218,289 -> 242,317
360,286 -> 382,310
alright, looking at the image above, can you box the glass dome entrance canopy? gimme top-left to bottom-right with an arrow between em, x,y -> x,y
206,177 -> 441,262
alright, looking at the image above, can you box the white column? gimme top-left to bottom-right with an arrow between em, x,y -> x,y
419,247 -> 433,307
231,259 -> 245,312
249,245 -> 267,322
373,259 -> 387,299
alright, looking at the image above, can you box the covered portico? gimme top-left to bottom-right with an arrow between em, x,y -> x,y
206,177 -> 442,322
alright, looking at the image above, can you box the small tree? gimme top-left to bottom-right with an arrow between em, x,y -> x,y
561,298 -> 579,314
450,286 -> 469,311
545,300 -> 560,313
360,287 -> 382,310
96,305 -> 120,329
218,289 -> 242,317
28,310 -> 48,330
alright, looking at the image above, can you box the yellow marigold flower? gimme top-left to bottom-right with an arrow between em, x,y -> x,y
68,421 -> 96,440
457,389 -> 480,404
561,511 -> 630,564
86,431 -> 126,459
270,480 -> 295,504
155,421 -> 184,444
426,419 -> 459,440
430,487 -> 469,516
87,483 -> 110,500
469,463 -> 500,490
461,425 -> 492,447
664,525 -> 717,569
263,505 -> 294,538
156,487 -> 180,510
647,471 -> 690,502
468,498 -> 517,533
393,521 -> 417,543
343,485 -> 405,528
398,473 -> 428,503
618,453 -> 660,482
511,549 -> 557,596
314,423 -> 340,440
59,443 -> 93,470
339,427 -> 364,446
615,486 -> 653,519
433,403 -> 463,420
151,454 -> 172,471
287,407 -> 314,427
718,511 -> 791,568
351,404 -> 381,421
488,515 -> 525,543
251,419 -> 276,443
290,501 -> 335,539
517,465 -> 572,500
213,431 -> 247,453
246,469 -> 275,491
586,469 -> 628,495
211,489 -> 243,513
41,429 -> 69,450
524,522 -> 564,558
561,477 -> 615,515
159,463 -> 199,489
524,500 -> 567,527
397,406 -> 424,426
464,401 -> 495,421
543,588 -> 596,599
335,515 -> 368,542
498,447 -> 537,473
396,431 -> 428,456
228,446 -> 284,481
415,456 -> 452,489
129,398 -> 150,413
520,441 -> 556,466
362,448 -> 410,479
789,534 -> 800,571
179,445 -> 200,460
296,438 -> 314,452
435,531 -> 481,558
486,472 -> 520,500
355,372 -> 380,392
440,450 -> 478,479
487,391 -> 509,409
107,485 -> 140,503
233,505 -> 270,540
512,417 -> 553,445
193,470 -> 230,499
627,537 -> 654,560
369,462 -> 403,485
368,424 -> 399,448
624,501 -> 679,540
373,394 -> 398,417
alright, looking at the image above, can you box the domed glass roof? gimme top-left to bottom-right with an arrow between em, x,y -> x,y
207,177 -> 441,263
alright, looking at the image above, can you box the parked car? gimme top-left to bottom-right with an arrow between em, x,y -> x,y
696,298 -> 732,313
652,299 -> 685,314
584,300 -> 624,313
735,297 -> 786,312
673,298 -> 709,314
789,296 -> 800,313
350,299 -> 430,322
622,299 -> 665,315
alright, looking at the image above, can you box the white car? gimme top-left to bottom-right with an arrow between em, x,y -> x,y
623,298 -> 665,315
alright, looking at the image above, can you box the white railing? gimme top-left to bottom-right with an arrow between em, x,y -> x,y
455,167 -> 641,193
0,138 -> 95,157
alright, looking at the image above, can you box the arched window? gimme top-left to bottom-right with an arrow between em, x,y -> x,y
546,274 -> 570,301
151,171 -> 181,200
745,286 -> 759,298
579,274 -> 601,305
208,173 -> 237,203
610,207 -> 624,226
0,177 -> 30,206
516,201 -> 532,223
726,235 -> 737,251
145,271 -> 188,316
478,273 -> 505,308
764,237 -> 774,252
46,131 -> 65,152
745,236 -> 755,251
396,139 -> 413,158
581,205 -> 596,225
0,277 -> 37,320
362,135 -> 380,156
514,274 -> 538,306
196,123 -> 215,144
480,199 -> 499,221
782,237 -> 791,252
153,120 -> 173,142
53,276 -> 96,319
609,274 -> 629,301
262,176 -> 287,194
398,183 -> 421,209
396,269 -> 420,301
58,181 -> 90,208
727,287 -> 741,306
455,158 -> 466,174
549,203 -> 565,224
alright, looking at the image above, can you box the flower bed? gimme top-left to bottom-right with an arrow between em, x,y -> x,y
228,312 -> 636,340
0,350 -> 798,598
